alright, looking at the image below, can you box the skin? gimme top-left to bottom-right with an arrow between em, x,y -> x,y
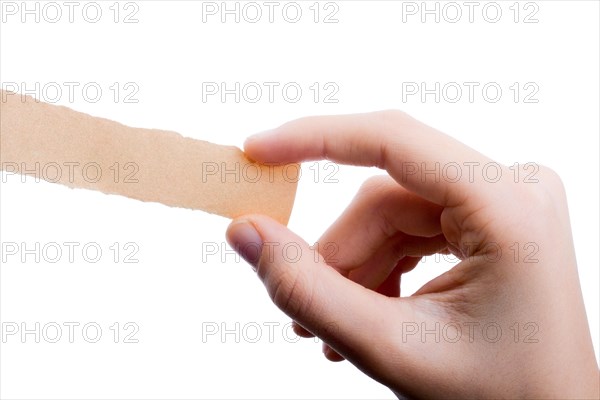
225,110 -> 600,399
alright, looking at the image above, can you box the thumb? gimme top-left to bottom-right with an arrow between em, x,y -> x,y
226,214 -> 404,365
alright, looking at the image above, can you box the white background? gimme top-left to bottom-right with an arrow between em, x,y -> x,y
1,1 -> 598,399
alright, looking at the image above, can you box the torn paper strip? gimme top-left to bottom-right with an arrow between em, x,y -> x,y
0,90 -> 298,225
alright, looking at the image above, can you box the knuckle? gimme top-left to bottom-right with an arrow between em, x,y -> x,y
355,175 -> 396,212
359,175 -> 391,193
521,164 -> 566,207
500,164 -> 569,227
537,165 -> 566,193
376,109 -> 410,124
375,109 -> 418,134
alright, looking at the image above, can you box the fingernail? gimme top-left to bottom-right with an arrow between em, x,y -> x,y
246,129 -> 275,143
226,220 -> 263,270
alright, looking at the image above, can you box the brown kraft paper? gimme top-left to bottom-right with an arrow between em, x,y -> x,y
0,90 -> 298,225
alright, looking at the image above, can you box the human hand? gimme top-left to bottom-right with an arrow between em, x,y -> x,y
226,111 -> 599,399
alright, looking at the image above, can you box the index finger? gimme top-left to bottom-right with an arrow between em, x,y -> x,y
244,110 -> 493,207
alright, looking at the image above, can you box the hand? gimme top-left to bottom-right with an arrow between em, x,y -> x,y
226,111 -> 599,399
